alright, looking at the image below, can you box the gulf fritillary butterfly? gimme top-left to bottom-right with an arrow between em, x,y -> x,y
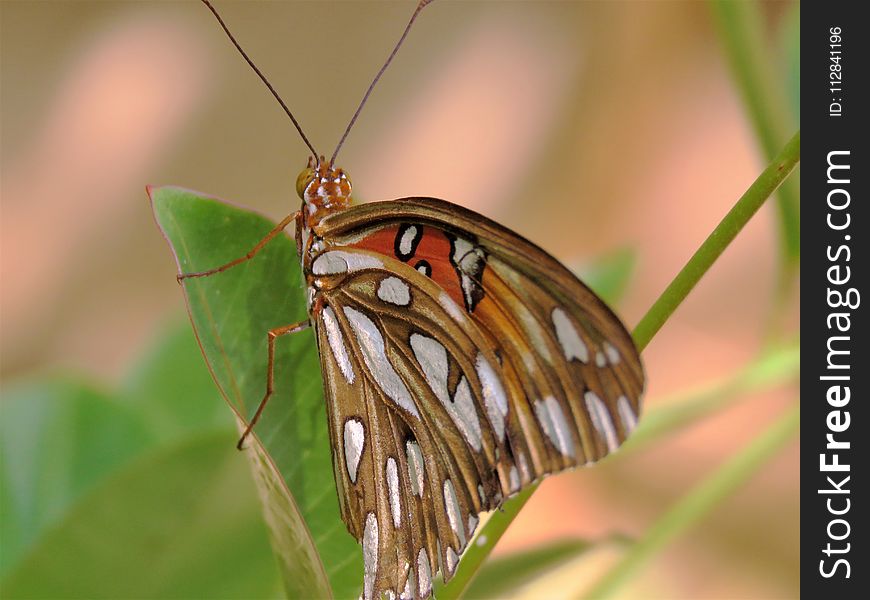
186,2 -> 644,599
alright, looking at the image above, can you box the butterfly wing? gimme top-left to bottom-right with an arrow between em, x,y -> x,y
312,198 -> 644,599
318,198 -> 643,465
314,253 -> 515,599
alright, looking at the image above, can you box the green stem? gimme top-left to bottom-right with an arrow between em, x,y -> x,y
439,130 -> 800,600
632,130 -> 800,351
710,0 -> 801,344
581,404 -> 799,599
709,0 -> 800,264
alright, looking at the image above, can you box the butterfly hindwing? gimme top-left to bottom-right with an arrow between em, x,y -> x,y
315,255 -> 513,598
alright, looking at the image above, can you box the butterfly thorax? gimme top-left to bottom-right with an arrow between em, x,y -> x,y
295,158 -> 357,312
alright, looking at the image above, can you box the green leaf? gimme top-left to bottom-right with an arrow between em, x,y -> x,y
463,539 -> 602,599
0,378 -> 153,577
150,186 -> 361,599
243,424 -> 332,599
1,432 -> 281,599
120,321 -> 231,441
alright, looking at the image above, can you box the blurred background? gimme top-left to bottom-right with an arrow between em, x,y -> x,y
2,1 -> 799,598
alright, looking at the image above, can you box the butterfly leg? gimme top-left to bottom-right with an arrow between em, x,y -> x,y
236,319 -> 311,450
178,211 -> 299,282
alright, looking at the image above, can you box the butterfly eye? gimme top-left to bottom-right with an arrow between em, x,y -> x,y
296,167 -> 317,200
341,170 -> 352,190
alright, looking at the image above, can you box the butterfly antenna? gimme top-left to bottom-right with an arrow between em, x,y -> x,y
200,0 -> 318,158
330,0 -> 435,164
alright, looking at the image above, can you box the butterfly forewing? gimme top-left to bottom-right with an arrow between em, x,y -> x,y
482,255 -> 643,462
309,199 -> 643,599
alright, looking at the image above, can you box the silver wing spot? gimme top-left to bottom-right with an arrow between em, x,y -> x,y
417,548 -> 432,598
585,391 -> 619,453
362,513 -> 379,600
551,307 -> 589,363
313,250 -> 383,275
377,276 -> 411,306
443,478 -> 466,548
604,341 -> 621,364
343,418 -> 365,484
617,395 -> 638,433
386,457 -> 402,528
475,353 -> 508,442
322,306 -> 355,384
343,306 -> 419,419
406,440 -> 425,497
533,396 -> 576,458
410,333 -> 483,452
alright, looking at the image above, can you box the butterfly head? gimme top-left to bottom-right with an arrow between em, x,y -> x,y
296,156 -> 353,221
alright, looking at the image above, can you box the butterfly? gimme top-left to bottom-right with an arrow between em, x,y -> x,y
185,2 -> 644,599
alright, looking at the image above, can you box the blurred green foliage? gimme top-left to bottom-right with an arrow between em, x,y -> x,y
782,3 -> 800,118
464,539 -> 606,600
0,325 -> 282,598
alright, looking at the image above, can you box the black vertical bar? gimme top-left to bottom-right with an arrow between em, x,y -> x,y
803,1 -> 867,596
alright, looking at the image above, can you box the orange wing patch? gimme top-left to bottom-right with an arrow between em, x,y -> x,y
348,224 -> 467,310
